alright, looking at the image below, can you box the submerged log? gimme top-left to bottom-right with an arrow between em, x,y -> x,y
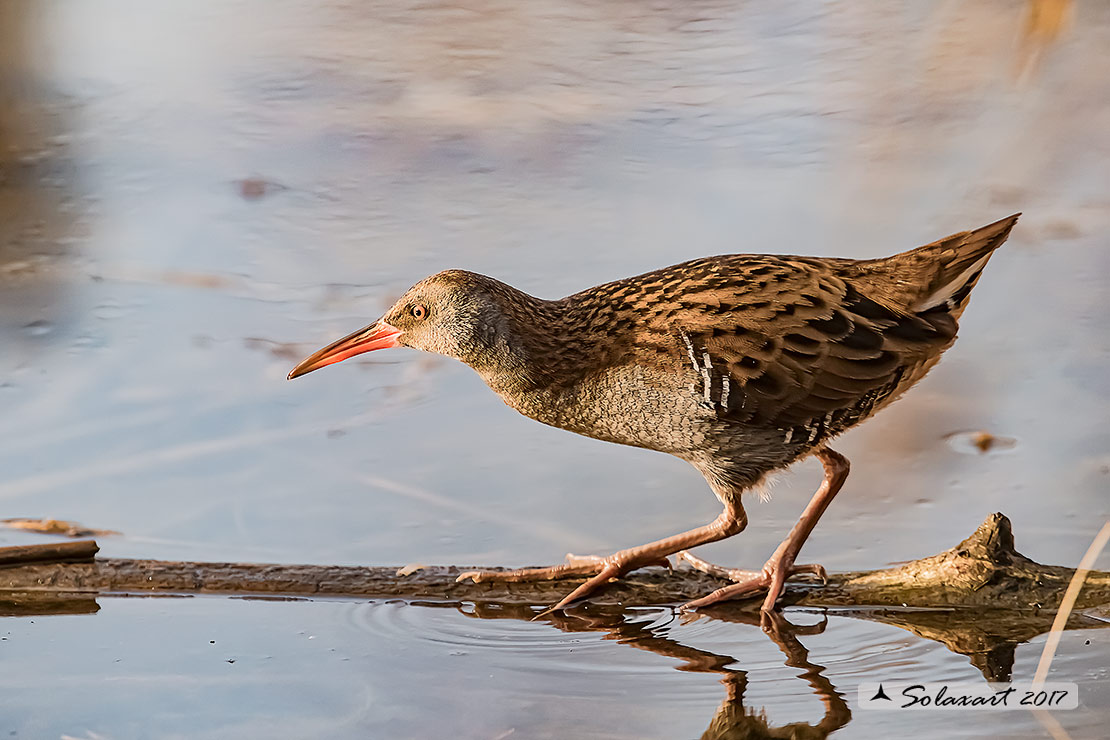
1,513 -> 1106,611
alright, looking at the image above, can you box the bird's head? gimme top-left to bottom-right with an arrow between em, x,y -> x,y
288,270 -> 531,379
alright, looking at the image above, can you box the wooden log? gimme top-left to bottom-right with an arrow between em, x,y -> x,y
0,539 -> 98,567
2,513 -> 1106,682
785,512 -> 1110,611
0,513 -> 1105,611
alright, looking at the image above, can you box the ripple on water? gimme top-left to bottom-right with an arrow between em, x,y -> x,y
22,319 -> 53,337
806,609 -> 962,684
92,302 -> 127,320
944,430 -> 1019,456
67,332 -> 107,354
343,601 -> 732,704
346,600 -> 670,657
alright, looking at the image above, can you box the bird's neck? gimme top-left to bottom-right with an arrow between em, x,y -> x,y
469,292 -> 602,399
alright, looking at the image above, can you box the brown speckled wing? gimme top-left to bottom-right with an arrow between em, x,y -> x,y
562,214 -> 1017,446
636,255 -> 959,443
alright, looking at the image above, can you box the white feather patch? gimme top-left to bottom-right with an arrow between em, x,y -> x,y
701,351 -> 714,404
754,468 -> 791,503
915,254 -> 991,312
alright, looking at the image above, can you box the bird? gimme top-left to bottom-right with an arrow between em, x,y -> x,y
288,214 -> 1020,617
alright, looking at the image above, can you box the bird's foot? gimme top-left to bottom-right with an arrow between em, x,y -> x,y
561,552 -> 670,570
677,550 -> 826,616
456,558 -> 606,585
456,552 -> 669,584
456,551 -> 672,617
676,551 -> 826,585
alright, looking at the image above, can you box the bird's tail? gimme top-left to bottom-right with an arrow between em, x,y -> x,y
854,214 -> 1020,316
908,213 -> 1020,313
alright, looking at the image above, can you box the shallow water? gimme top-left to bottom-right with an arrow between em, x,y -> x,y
1,0 -> 1108,737
2,597 -> 1107,740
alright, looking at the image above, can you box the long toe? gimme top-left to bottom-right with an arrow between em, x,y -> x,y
456,560 -> 607,584
787,563 -> 827,584
562,553 -> 671,570
534,562 -> 625,618
676,551 -> 761,581
562,553 -> 605,567
678,552 -> 827,586
681,575 -> 770,611
758,559 -> 828,614
680,558 -> 830,612
458,547 -> 677,585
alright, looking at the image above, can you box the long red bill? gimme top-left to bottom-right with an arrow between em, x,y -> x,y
287,321 -> 403,379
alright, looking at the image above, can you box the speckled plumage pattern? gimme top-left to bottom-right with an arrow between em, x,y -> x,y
455,214 -> 1017,501
290,213 -> 1020,615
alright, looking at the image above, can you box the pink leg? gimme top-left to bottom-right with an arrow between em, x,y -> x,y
682,447 -> 849,615
458,500 -> 748,614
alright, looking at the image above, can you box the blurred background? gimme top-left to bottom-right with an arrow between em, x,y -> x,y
1,1 -> 1107,738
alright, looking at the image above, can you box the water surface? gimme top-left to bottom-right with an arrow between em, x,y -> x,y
1,1 -> 1107,737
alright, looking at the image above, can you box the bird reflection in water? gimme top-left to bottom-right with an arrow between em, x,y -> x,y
456,603 -> 851,739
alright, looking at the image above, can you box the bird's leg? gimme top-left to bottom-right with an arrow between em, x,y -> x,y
457,500 -> 747,613
681,447 -> 850,615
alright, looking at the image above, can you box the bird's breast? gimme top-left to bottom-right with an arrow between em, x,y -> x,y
496,363 -> 720,456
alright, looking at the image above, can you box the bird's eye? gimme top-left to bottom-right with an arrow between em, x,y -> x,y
411,304 -> 427,320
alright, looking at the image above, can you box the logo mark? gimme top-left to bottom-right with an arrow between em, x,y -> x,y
870,684 -> 892,701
